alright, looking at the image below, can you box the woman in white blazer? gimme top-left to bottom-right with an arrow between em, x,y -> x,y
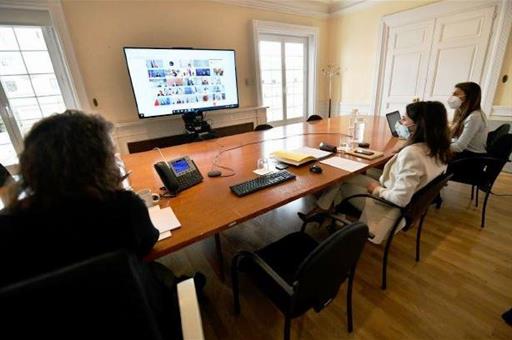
312,101 -> 452,244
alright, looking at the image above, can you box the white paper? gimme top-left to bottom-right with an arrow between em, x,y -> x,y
253,168 -> 274,176
158,231 -> 172,241
148,206 -> 181,236
320,156 -> 367,172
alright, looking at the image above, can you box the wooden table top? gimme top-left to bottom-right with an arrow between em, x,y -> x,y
123,115 -> 401,260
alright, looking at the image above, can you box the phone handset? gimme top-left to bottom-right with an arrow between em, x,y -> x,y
154,161 -> 179,196
153,153 -> 203,196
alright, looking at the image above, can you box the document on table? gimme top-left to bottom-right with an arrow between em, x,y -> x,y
271,146 -> 332,166
320,156 -> 367,172
148,206 -> 181,240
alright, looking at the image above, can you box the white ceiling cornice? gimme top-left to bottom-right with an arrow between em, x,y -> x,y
209,0 -> 369,18
209,0 -> 329,18
329,0 -> 367,15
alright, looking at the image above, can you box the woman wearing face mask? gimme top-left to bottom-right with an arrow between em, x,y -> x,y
447,82 -> 488,156
303,101 -> 451,244
394,114 -> 416,140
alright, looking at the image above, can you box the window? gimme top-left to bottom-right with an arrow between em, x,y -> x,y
0,22 -> 77,166
253,21 -> 318,125
259,36 -> 307,123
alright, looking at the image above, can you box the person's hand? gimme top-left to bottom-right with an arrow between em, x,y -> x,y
367,182 -> 381,194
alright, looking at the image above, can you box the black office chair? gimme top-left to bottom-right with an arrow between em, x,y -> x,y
0,250 -> 203,340
301,172 -> 452,289
0,162 -> 12,187
254,123 -> 274,131
306,114 -> 323,122
487,123 -> 510,150
451,124 -> 511,204
448,133 -> 512,229
232,222 -> 368,340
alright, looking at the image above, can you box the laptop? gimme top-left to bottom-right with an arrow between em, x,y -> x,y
385,111 -> 401,137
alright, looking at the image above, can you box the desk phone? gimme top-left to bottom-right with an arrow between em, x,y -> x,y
154,156 -> 203,196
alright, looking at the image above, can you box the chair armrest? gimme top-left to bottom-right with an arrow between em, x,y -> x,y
177,278 -> 204,340
339,193 -> 403,210
235,251 -> 295,296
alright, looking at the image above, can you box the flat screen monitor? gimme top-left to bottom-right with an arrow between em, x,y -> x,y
124,47 -> 239,119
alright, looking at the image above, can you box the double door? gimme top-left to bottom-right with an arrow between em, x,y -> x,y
380,6 -> 495,118
258,34 -> 308,124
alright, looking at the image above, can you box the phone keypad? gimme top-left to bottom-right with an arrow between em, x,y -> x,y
177,172 -> 203,191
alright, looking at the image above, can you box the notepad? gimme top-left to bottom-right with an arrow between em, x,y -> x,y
148,206 -> 181,240
271,147 -> 332,166
320,157 -> 367,172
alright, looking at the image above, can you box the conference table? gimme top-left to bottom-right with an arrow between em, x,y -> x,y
123,115 -> 399,263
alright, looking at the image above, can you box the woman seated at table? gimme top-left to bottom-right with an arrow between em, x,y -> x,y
309,101 -> 451,244
448,81 -> 487,157
0,110 -> 196,338
446,82 -> 488,181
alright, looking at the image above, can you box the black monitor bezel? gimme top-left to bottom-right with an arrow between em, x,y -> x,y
385,110 -> 401,137
123,46 -> 240,120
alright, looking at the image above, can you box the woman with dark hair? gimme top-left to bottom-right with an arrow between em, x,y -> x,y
0,110 -> 191,339
448,82 -> 488,155
311,101 -> 451,243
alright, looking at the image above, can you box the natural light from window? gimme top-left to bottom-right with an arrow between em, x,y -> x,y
0,26 -> 67,166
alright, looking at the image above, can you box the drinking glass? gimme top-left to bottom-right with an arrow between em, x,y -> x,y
338,135 -> 352,153
257,158 -> 269,170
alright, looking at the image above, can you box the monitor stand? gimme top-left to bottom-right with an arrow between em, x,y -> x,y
182,111 -> 216,141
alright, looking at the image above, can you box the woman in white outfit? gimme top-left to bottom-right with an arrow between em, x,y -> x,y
446,82 -> 488,182
314,101 -> 452,244
447,82 -> 487,156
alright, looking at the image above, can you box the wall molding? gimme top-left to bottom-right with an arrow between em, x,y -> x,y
490,106 -> 512,119
317,100 -> 372,117
209,0 -> 368,18
113,106 -> 267,154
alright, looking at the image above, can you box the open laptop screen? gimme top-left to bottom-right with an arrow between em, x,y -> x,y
385,111 -> 401,137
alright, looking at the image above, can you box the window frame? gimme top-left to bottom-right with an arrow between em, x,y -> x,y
0,0 -> 89,170
253,20 -> 318,126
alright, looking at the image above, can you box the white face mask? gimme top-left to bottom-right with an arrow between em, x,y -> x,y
447,95 -> 462,109
394,121 -> 410,140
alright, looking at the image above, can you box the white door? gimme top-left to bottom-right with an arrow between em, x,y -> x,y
380,21 -> 434,116
423,6 -> 495,118
376,3 -> 499,117
258,34 -> 307,124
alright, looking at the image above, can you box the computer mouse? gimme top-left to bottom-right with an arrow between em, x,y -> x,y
309,165 -> 323,174
207,170 -> 222,177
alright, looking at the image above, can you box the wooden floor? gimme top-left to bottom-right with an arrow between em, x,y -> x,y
157,173 -> 512,339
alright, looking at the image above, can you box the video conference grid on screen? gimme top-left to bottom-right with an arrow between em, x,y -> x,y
124,48 -> 239,118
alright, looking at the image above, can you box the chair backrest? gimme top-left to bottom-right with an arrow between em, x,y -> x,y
0,251 -> 165,340
254,123 -> 273,131
479,133 -> 512,190
0,162 -> 12,187
292,222 -> 368,313
487,133 -> 512,160
306,114 -> 323,122
487,124 -> 510,150
403,172 -> 453,229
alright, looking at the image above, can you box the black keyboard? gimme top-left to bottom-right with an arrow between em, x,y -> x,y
230,170 -> 296,197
